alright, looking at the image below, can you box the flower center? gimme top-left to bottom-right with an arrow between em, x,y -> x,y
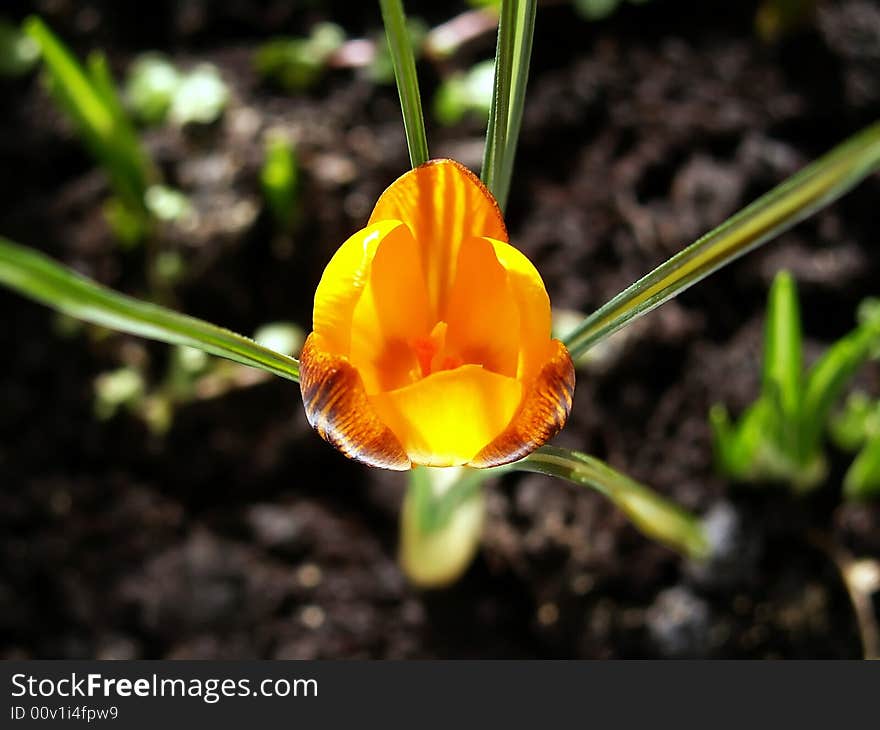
410,321 -> 463,379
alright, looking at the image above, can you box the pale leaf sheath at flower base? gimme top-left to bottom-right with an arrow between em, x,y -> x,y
299,159 -> 575,471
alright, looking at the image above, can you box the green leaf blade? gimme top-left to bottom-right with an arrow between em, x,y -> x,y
380,0 -> 429,168
762,270 -> 803,423
481,0 -> 515,203
844,436 -> 880,501
0,237 -> 300,383
25,17 -> 154,219
515,445 -> 709,559
799,307 -> 880,459
481,0 -> 536,210
564,122 -> 880,360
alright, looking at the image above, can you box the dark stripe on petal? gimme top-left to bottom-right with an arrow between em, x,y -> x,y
468,340 -> 575,469
300,332 -> 411,471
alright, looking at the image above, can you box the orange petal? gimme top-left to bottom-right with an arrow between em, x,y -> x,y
312,220 -> 410,357
468,340 -> 575,468
487,237 -> 554,383
369,365 -> 523,468
444,236 -> 520,378
369,159 -> 507,315
299,332 -> 411,471
349,220 -> 432,393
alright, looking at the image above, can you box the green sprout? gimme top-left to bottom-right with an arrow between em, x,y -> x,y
573,0 -> 652,22
125,54 -> 229,127
831,393 -> 880,500
260,132 -> 301,232
755,0 -> 818,42
24,17 -> 156,245
0,18 -> 39,77
254,22 -> 346,91
124,53 -> 180,125
168,63 -> 228,126
433,59 -> 495,126
711,272 -> 880,493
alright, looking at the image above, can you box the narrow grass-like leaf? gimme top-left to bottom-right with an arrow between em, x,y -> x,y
564,122 -> 880,360
481,0 -> 516,206
261,133 -> 300,230
762,271 -> 802,426
830,392 -> 876,452
710,399 -> 772,479
844,436 -> 880,500
25,18 -> 154,216
380,0 -> 429,168
799,308 -> 880,459
496,0 -> 536,210
0,237 -> 300,382
515,445 -> 709,558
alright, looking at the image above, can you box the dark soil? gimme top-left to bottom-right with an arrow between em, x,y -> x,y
2,0 -> 879,658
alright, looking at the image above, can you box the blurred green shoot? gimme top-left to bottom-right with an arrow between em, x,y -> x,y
254,23 -> 345,92
573,0 -> 652,21
169,64 -> 228,126
831,393 -> 880,500
755,0 -> 818,43
25,17 -> 156,245
433,59 -> 495,126
124,54 -> 179,124
711,272 -> 880,492
126,54 -> 229,127
260,132 -> 300,232
0,18 -> 39,77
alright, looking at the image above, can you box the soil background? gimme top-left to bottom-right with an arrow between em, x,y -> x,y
2,0 -> 880,658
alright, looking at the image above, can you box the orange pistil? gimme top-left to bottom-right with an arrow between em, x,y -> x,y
411,321 -> 463,379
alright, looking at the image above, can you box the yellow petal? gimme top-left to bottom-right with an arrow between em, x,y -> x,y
369,365 -> 523,467
312,220 -> 409,357
487,237 -> 555,383
349,219 -> 432,393
469,340 -> 575,468
445,236 -> 520,378
369,159 -> 507,316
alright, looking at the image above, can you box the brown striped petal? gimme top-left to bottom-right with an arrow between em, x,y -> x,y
468,340 -> 575,468
299,332 -> 411,471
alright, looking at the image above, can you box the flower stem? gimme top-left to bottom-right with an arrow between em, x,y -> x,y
380,0 -> 429,168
